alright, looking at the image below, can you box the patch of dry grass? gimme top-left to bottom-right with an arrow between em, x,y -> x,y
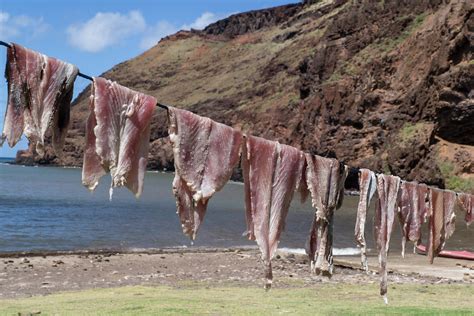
2,283 -> 473,315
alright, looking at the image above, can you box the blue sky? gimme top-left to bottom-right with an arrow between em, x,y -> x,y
0,0 -> 294,157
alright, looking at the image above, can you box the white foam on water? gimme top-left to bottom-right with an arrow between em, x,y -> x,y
278,247 -> 360,256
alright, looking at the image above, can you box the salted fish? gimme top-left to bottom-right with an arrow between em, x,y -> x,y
82,83 -> 105,191
168,107 -> 242,240
81,77 -> 156,198
242,135 -> 305,288
305,154 -> 347,276
457,193 -> 473,225
374,174 -> 400,303
354,168 -> 376,271
427,188 -> 456,263
397,181 -> 429,257
1,43 -> 78,155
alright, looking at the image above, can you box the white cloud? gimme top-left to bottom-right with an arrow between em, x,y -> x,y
0,11 -> 49,41
182,12 -> 223,30
67,10 -> 146,53
140,21 -> 177,50
138,12 -> 225,50
138,12 -> 227,50
65,10 -> 227,53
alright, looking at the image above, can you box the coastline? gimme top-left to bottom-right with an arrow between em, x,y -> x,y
0,247 -> 472,300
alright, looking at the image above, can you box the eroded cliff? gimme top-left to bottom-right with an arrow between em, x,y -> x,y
17,0 -> 474,192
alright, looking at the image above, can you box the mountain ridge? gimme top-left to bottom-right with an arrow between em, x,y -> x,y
16,0 -> 474,193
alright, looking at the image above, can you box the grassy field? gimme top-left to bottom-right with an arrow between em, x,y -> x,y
1,283 -> 473,315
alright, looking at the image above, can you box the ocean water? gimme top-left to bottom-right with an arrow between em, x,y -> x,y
0,161 -> 471,254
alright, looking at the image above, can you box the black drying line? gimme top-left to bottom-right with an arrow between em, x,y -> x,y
0,40 -> 169,110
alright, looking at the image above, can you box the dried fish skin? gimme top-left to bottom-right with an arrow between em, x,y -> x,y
457,193 -> 473,225
81,77 -> 156,198
242,136 -> 305,288
374,174 -> 401,302
305,154 -> 347,276
168,107 -> 242,240
427,189 -> 457,263
1,43 -> 78,155
355,168 -> 376,271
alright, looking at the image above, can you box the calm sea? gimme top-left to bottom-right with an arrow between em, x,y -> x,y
0,160 -> 471,254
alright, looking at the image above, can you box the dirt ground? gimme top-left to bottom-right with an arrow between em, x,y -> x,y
1,247 -> 472,300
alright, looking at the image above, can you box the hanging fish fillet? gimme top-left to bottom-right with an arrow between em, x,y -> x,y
374,174 -> 400,303
1,43 -> 78,155
397,182 -> 429,257
354,168 -> 376,271
397,181 -> 413,257
443,191 -> 457,239
427,189 -> 456,263
242,135 -> 305,288
305,154 -> 347,276
82,84 -> 105,191
168,107 -> 242,240
414,183 -> 430,239
457,193 -> 473,225
427,188 -> 443,264
81,77 -> 156,198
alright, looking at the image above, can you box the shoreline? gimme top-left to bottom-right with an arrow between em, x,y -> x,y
0,246 -> 361,259
0,247 -> 472,299
0,246 -> 257,258
0,246 -> 363,258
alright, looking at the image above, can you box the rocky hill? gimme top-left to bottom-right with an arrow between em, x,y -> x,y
17,0 -> 474,193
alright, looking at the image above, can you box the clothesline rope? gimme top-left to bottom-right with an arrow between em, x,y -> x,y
0,40 -> 169,110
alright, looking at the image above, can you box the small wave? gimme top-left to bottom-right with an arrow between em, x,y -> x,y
147,170 -> 172,174
228,180 -> 244,186
279,247 -> 360,256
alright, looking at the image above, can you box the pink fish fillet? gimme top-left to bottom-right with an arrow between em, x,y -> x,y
457,193 -> 473,225
168,107 -> 242,240
415,184 -> 430,239
397,182 -> 429,257
354,168 -> 376,271
81,77 -> 156,198
242,135 -> 305,288
305,154 -> 347,276
427,189 -> 457,263
81,84 -> 106,191
1,43 -> 78,156
374,174 -> 400,303
427,188 -> 443,264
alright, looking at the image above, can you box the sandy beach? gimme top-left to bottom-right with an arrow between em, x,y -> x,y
1,247 -> 472,300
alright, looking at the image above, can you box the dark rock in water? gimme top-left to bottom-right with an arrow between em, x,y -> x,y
14,0 -> 474,193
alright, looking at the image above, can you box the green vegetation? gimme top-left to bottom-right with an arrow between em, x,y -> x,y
382,161 -> 392,175
288,93 -> 301,107
1,284 -> 473,315
328,12 -> 428,82
398,122 -> 428,145
438,160 -> 474,193
396,13 -> 427,43
371,13 -> 428,54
